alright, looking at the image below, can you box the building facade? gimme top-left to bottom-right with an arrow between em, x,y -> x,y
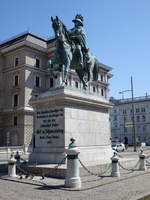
0,31 -> 112,150
110,96 -> 150,145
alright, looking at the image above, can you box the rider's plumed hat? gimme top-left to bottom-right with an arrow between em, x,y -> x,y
72,14 -> 83,26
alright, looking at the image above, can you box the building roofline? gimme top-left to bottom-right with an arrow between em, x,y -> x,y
110,95 -> 150,105
0,31 -> 55,49
98,62 -> 112,71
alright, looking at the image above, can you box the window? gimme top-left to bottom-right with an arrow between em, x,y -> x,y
142,115 -> 146,122
13,94 -> 18,107
138,136 -> 141,143
13,75 -> 19,86
114,123 -> 117,128
35,76 -> 41,88
101,75 -> 104,82
75,81 -> 78,88
123,109 -> 126,114
136,116 -> 140,122
136,108 -> 140,113
141,107 -> 145,112
114,109 -> 117,113
14,57 -> 19,67
101,89 -> 104,96
143,126 -> 146,132
14,116 -> 17,126
50,78 -> 54,88
35,58 -> 40,68
36,76 -> 40,87
93,86 -> 96,93
114,116 -> 117,121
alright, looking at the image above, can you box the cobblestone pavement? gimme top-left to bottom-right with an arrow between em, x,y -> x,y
1,167 -> 150,200
1,147 -> 150,200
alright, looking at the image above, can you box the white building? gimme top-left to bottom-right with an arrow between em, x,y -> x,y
110,95 -> 150,145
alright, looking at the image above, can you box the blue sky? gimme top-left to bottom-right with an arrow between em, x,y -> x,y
0,0 -> 150,99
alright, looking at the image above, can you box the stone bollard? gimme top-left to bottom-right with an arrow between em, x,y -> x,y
8,154 -> 17,177
139,149 -> 147,171
111,152 -> 120,177
65,138 -> 81,189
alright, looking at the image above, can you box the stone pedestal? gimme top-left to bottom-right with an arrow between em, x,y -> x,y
29,87 -> 113,165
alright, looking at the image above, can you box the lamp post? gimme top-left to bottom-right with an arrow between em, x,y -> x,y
119,76 -> 136,152
131,76 -> 136,152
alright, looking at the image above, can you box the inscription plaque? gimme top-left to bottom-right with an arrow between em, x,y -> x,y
35,108 -> 64,147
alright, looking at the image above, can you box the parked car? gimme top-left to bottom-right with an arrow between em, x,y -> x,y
112,143 -> 125,152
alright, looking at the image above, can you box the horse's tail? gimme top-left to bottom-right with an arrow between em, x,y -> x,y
93,58 -> 99,81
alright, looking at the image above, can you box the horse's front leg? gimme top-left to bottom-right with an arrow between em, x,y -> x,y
47,59 -> 59,78
61,64 -> 70,86
61,58 -> 71,86
76,69 -> 88,90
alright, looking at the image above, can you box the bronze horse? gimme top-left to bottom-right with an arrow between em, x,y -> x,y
48,16 -> 99,89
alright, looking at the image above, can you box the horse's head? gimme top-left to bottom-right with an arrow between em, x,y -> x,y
51,16 -> 64,39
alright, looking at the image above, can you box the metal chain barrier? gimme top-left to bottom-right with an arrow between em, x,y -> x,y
17,156 -> 67,179
78,157 -> 111,177
115,152 -> 123,158
54,156 -> 67,169
146,159 -> 150,165
16,163 -> 45,180
145,154 -> 150,159
144,153 -> 150,166
16,164 -> 47,186
118,160 -> 140,171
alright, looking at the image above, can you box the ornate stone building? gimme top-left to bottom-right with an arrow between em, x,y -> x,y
0,31 -> 112,150
110,95 -> 150,145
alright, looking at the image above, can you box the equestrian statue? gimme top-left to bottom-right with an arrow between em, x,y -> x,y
48,14 -> 99,90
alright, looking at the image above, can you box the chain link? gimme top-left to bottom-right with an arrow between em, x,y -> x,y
54,156 -> 67,169
78,157 -> 111,177
115,152 -> 123,158
118,160 -> 140,171
16,164 -> 45,179
146,159 -> 150,165
16,164 -> 46,185
146,154 -> 150,159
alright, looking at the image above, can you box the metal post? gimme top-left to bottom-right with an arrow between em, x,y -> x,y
131,76 -> 136,152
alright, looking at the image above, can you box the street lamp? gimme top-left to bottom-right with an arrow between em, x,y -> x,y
119,90 -> 131,99
131,76 -> 136,152
119,76 -> 136,152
